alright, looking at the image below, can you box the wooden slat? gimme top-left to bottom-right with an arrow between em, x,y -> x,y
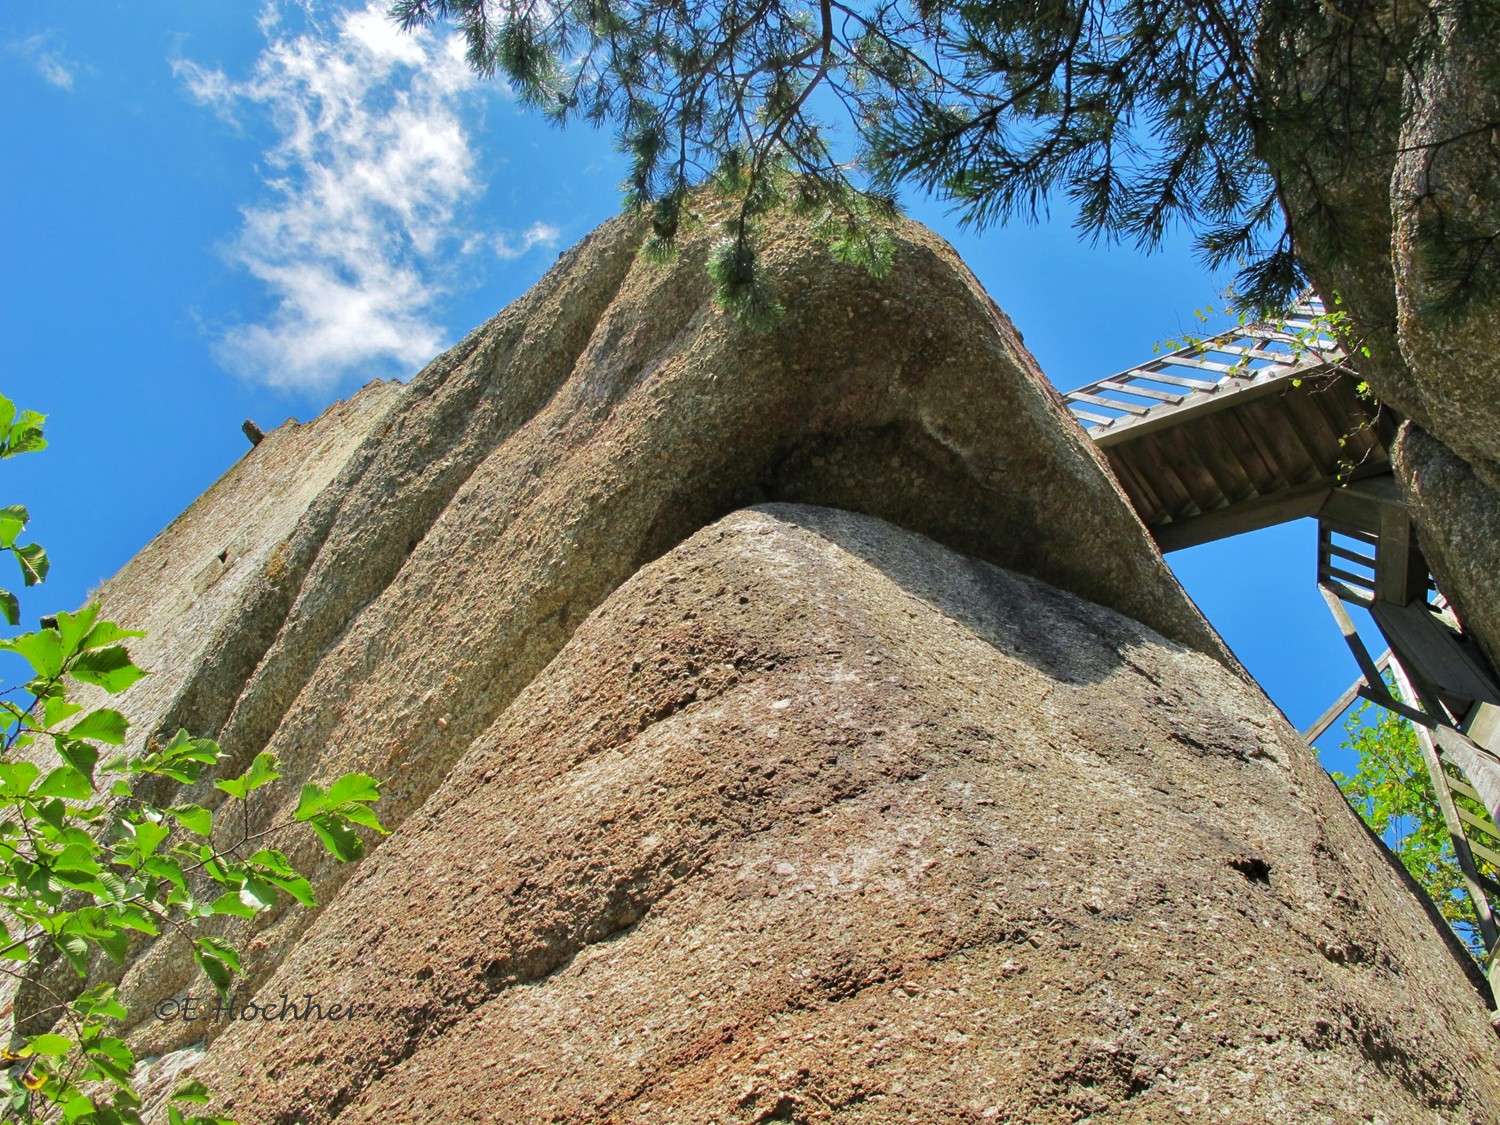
1468,836 -> 1500,872
1067,390 -> 1151,415
1095,380 -> 1185,404
1161,355 -> 1240,374
1107,449 -> 1167,527
1319,564 -> 1376,590
1456,803 -> 1500,843
1131,432 -> 1199,519
1069,407 -> 1119,426
1206,408 -> 1278,494
1124,369 -> 1218,391
1325,541 -> 1376,569
1212,344 -> 1299,364
1153,422 -> 1227,514
1196,413 -> 1258,503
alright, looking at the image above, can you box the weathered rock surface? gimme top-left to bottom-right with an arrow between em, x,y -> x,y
1258,0 -> 1500,668
180,505 -> 1500,1124
1396,422 -> 1500,677
1390,1 -> 1500,490
55,209 -> 1500,1122
73,207 -> 1226,1048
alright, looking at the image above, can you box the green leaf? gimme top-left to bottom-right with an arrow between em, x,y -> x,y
238,875 -> 278,912
293,782 -> 325,822
215,751 -> 280,800
77,620 -> 145,652
71,646 -> 145,694
208,891 -> 256,919
141,856 -> 186,891
13,542 -> 49,586
325,772 -> 379,806
0,588 -> 16,627
56,740 -> 101,782
3,629 -> 64,679
73,984 -> 128,1021
43,694 -> 83,727
56,932 -> 90,976
0,760 -> 40,794
172,1079 -> 210,1104
167,805 -> 212,837
25,1034 -> 73,1057
307,814 -> 363,862
334,803 -> 387,834
33,767 -> 93,801
54,604 -> 102,656
246,848 -> 294,876
126,819 -> 170,859
260,872 -> 315,907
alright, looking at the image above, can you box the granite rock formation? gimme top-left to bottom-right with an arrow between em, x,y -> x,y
40,210 -> 1500,1122
1258,0 -> 1500,669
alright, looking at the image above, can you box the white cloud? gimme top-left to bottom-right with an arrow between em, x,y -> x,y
13,33 -> 77,90
176,1 -> 550,393
493,222 -> 562,261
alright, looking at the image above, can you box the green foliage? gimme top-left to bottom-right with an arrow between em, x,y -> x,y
0,394 -> 385,1124
391,0 -> 1459,322
1329,682 -> 1491,959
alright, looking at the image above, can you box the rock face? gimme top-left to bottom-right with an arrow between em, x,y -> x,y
184,506 -> 1500,1123
1396,423 -> 1500,676
54,210 -> 1500,1120
76,205 -> 1226,1050
1257,0 -> 1500,667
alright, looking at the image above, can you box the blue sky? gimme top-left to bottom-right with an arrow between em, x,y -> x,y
1,1 -> 1369,770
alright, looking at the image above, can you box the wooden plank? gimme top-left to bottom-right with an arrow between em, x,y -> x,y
1390,660 -> 1500,950
1095,380 -> 1185,404
1301,647 -> 1394,742
1154,482 -> 1331,552
1203,408 -> 1278,494
1450,773 -> 1489,807
1067,390 -> 1151,415
1319,564 -> 1376,590
1161,355 -> 1240,374
1131,432 -> 1199,519
1106,449 -> 1167,527
1069,407 -> 1119,426
1325,541 -> 1377,569
1283,384 -> 1348,468
1321,582 -> 1387,687
1095,369 -> 1306,448
1371,600 -> 1500,707
1220,402 -> 1293,492
1212,344 -> 1300,364
1456,803 -> 1500,843
1236,394 -> 1320,486
1376,505 -> 1427,607
1152,421 -> 1230,514
1122,369 -> 1218,391
1193,413 -> 1258,503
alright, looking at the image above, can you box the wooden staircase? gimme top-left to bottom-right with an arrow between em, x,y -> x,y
1066,305 -> 1500,981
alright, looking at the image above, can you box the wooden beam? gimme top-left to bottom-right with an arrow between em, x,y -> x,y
1154,482 -> 1332,553
1389,659 -> 1500,951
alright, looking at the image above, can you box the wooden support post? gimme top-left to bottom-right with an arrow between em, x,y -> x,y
1319,582 -> 1385,688
1376,505 -> 1428,607
1389,660 -> 1500,958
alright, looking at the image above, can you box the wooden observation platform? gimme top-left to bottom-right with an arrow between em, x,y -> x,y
1064,304 -> 1500,982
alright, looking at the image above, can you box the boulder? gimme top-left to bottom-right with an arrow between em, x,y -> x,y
180,505 -> 1500,1124
1257,0 -> 1500,668
1395,422 -> 1500,678
70,206 -> 1224,1052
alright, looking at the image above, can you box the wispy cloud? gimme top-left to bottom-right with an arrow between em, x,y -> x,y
176,1 -> 547,393
13,32 -> 77,90
493,222 -> 562,261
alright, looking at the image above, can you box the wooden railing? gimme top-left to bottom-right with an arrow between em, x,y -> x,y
1061,300 -> 1344,437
